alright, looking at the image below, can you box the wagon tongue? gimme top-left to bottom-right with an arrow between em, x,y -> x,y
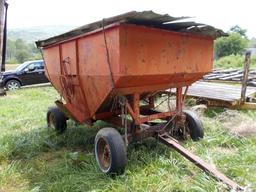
158,133 -> 243,191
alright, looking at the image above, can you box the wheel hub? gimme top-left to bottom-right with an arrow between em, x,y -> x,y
7,81 -> 19,90
48,113 -> 56,128
97,138 -> 111,170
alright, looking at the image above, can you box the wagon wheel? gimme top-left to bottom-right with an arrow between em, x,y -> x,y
47,106 -> 67,133
94,128 -> 127,174
183,110 -> 204,141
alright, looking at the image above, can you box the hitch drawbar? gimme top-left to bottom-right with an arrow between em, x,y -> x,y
158,133 -> 243,191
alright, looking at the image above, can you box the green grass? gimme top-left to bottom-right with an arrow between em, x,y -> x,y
0,87 -> 256,191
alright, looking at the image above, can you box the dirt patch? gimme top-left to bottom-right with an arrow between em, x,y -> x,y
217,110 -> 256,137
0,94 -> 19,99
0,173 -> 29,192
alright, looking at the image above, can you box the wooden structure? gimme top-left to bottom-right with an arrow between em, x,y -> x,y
0,0 -> 7,96
203,69 -> 256,86
188,51 -> 256,109
171,81 -> 256,109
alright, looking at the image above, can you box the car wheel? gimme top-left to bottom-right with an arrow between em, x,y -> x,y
6,79 -> 21,90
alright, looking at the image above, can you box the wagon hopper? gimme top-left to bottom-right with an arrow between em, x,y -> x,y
36,11 -> 242,190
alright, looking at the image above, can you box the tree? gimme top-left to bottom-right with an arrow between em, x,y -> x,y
214,26 -> 248,58
6,39 -> 16,61
15,49 -> 30,63
6,39 -> 42,63
15,38 -> 28,50
229,25 -> 247,39
249,38 -> 256,48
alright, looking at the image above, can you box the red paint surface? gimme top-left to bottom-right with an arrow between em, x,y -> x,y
42,24 -> 214,122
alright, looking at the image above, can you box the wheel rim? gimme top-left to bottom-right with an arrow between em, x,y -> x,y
7,81 -> 19,90
48,113 -> 56,129
184,121 -> 191,138
96,138 -> 111,171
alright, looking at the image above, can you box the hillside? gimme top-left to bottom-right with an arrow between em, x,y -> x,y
7,25 -> 76,43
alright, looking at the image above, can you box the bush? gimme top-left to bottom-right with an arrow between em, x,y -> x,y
214,54 -> 256,69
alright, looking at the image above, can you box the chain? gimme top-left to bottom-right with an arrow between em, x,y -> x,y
118,96 -> 128,146
102,19 -> 129,145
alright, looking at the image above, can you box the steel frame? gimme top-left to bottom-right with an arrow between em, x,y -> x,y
96,87 -> 184,127
96,87 -> 242,191
56,86 -> 242,191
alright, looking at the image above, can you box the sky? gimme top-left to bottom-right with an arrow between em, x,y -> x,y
6,0 -> 256,38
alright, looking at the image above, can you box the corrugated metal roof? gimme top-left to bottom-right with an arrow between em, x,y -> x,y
36,11 -> 227,47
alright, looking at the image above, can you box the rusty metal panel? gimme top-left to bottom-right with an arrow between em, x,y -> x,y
36,11 -> 226,48
77,26 -> 120,117
61,41 -> 77,75
119,24 -> 213,75
41,23 -> 215,122
43,45 -> 62,92
163,22 -> 205,30
117,24 -> 213,93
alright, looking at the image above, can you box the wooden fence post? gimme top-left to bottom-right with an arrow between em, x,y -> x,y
240,51 -> 251,104
0,0 -> 7,96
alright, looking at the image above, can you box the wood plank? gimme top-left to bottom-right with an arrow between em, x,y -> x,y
203,69 -> 256,83
234,102 -> 256,110
204,79 -> 241,84
219,74 -> 243,80
169,81 -> 256,103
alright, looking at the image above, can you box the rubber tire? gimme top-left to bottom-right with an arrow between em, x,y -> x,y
183,110 -> 204,141
6,79 -> 21,90
46,106 -> 67,133
94,128 -> 127,174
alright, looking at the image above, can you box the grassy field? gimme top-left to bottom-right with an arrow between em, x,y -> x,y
5,64 -> 20,71
0,87 -> 256,191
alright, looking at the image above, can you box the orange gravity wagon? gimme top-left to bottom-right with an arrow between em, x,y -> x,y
36,11 -> 241,190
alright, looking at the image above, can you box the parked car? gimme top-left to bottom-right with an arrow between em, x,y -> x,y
0,60 -> 49,90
